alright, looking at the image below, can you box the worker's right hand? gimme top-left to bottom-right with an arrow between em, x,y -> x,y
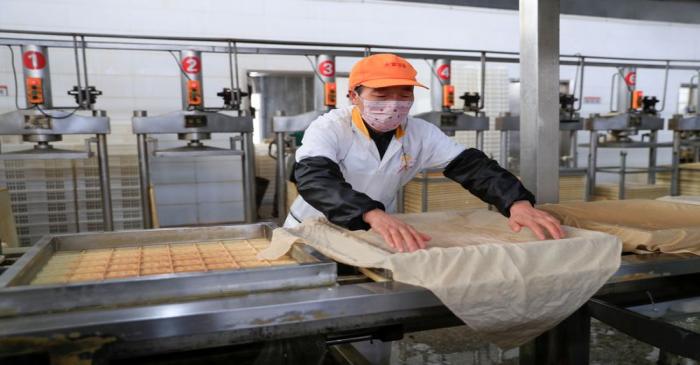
363,209 -> 431,252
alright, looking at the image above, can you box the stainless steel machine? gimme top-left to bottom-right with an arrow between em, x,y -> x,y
1,225 -> 700,364
669,70 -> 700,195
495,57 -> 586,176
271,54 -> 336,221
414,56 -> 489,144
397,57 -> 492,213
585,65 -> 672,200
132,48 -> 256,227
0,42 -> 113,231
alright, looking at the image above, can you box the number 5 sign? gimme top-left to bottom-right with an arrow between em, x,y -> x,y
318,60 -> 335,78
181,56 -> 201,74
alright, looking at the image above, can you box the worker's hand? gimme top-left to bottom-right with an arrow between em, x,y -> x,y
508,201 -> 565,240
363,209 -> 431,252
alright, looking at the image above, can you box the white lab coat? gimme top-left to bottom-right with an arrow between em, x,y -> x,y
284,105 -> 465,228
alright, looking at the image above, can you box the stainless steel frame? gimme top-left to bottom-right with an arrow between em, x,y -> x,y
131,110 -> 257,227
0,223 -> 334,317
0,109 -> 114,231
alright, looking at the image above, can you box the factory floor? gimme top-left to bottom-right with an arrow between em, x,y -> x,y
389,319 -> 679,365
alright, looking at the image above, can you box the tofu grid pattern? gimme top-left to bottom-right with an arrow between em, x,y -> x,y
30,238 -> 296,285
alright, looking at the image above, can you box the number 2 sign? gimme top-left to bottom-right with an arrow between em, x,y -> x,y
181,56 -> 201,74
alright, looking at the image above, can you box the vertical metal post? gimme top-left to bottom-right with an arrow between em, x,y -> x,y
570,131 -> 578,168
179,50 -> 203,110
519,0 -> 560,203
80,35 -> 92,110
476,130 -> 485,151
519,307 -> 591,365
671,130 -> 681,196
586,132 -> 598,201
619,151 -> 628,200
135,111 -> 152,229
242,131 -> 257,223
314,54 -> 335,112
276,132 -> 288,223
95,112 -> 113,231
21,45 -> 53,108
499,131 -> 508,168
647,130 -> 658,184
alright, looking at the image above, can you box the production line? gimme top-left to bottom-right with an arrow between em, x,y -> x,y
1,29 -> 700,365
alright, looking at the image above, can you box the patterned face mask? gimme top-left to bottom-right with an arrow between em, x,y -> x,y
359,97 -> 413,133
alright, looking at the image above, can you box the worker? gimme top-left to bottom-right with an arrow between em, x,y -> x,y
285,53 -> 565,252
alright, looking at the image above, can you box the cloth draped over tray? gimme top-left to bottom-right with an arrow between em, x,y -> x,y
258,209 -> 621,348
540,199 -> 700,255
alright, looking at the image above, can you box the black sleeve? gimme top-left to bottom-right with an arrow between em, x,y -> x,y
293,156 -> 385,230
443,148 -> 536,217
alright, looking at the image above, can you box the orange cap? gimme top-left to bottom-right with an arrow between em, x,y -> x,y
348,53 -> 428,91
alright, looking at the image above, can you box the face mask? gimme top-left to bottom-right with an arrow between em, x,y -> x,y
359,97 -> 413,133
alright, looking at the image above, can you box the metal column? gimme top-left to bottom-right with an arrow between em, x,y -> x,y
647,130 -> 658,184
586,132 -> 598,201
671,130 -> 681,196
242,131 -> 257,223
95,110 -> 113,231
134,111 -> 152,229
518,0 -> 560,203
275,131 -> 288,222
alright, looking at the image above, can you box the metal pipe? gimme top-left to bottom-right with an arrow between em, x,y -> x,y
575,56 -> 585,111
80,35 -> 91,110
242,131 -> 257,223
619,151 -> 627,200
95,128 -> 113,231
135,110 -> 152,229
6,28 -> 700,64
275,132 -> 288,223
478,52 -> 486,110
20,44 -> 53,108
476,130 -> 485,151
72,35 -> 84,109
610,73 -> 619,112
227,41 -> 235,98
499,131 -> 508,168
688,73 -> 698,113
570,131 -> 578,168
586,132 -> 598,201
3,37 -> 700,71
656,61 -> 670,113
648,130 -> 658,184
671,130 -> 681,196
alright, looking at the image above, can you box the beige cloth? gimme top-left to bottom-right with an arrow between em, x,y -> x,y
657,195 -> 700,206
259,209 -> 621,348
540,199 -> 700,255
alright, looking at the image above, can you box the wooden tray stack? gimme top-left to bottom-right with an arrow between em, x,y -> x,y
593,183 -> 670,201
403,172 -> 488,213
656,163 -> 700,196
559,175 -> 586,202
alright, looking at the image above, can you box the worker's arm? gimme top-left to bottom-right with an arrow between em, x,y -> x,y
293,156 -> 384,230
443,148 -> 564,239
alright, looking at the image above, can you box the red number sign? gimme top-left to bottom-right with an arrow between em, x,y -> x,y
181,56 -> 201,74
318,60 -> 335,78
23,51 -> 46,70
624,71 -> 636,87
436,64 -> 450,81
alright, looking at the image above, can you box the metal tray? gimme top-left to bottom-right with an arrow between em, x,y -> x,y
0,223 -> 335,317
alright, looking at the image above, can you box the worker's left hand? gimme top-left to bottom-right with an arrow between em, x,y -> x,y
508,201 -> 565,240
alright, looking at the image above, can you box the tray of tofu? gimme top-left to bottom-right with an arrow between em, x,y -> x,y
0,223 -> 336,317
